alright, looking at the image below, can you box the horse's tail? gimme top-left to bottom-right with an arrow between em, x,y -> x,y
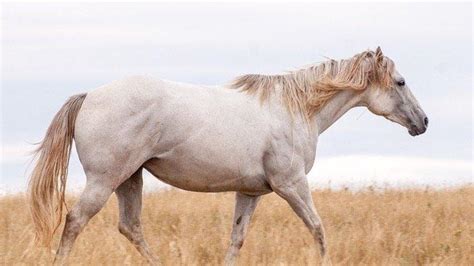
28,93 -> 87,247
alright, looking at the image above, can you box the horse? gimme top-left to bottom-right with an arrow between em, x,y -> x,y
28,47 -> 428,265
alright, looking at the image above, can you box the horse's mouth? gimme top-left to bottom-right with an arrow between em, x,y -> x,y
408,128 -> 419,136
408,125 -> 426,136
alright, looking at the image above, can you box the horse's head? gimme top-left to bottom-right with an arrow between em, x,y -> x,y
361,47 -> 428,136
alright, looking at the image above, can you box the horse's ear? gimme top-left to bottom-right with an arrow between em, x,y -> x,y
375,46 -> 383,57
375,46 -> 384,64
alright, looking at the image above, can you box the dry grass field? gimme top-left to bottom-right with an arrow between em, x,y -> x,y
1,187 -> 473,265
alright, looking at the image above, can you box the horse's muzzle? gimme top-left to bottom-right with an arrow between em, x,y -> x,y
408,116 -> 428,136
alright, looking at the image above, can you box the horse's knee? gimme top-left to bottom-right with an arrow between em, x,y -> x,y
65,212 -> 75,224
235,240 -> 244,249
230,238 -> 244,249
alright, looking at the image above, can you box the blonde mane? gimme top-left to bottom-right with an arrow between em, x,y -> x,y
231,48 -> 395,122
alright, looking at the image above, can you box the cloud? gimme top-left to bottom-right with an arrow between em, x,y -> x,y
1,142 -> 35,164
308,155 -> 472,189
3,2 -> 471,82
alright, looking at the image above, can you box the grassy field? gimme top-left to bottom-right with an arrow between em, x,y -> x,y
1,187 -> 473,265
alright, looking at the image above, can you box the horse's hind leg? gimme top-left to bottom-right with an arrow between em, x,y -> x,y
224,192 -> 260,266
54,177 -> 114,264
116,168 -> 159,265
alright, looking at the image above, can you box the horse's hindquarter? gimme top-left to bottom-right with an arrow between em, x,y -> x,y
75,76 -> 273,193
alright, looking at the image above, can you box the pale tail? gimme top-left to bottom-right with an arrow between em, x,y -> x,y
28,93 -> 87,246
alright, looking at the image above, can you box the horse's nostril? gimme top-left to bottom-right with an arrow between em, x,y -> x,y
424,117 -> 429,127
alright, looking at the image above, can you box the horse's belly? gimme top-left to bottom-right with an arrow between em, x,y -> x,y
143,158 -> 272,194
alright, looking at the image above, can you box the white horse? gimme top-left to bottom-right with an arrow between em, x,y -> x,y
28,47 -> 428,265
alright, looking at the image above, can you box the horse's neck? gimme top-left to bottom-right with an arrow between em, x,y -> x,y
314,90 -> 363,134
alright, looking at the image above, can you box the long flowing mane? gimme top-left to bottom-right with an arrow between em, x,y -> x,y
231,48 -> 395,122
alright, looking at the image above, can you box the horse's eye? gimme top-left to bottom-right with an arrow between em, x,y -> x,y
397,80 -> 405,86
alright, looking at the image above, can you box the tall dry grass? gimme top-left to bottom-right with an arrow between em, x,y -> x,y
1,187 -> 473,265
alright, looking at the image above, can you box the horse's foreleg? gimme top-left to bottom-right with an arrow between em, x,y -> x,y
116,168 -> 159,265
224,192 -> 260,266
54,179 -> 114,265
273,177 -> 327,261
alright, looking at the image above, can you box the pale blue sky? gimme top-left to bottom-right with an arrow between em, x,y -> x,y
1,3 -> 472,192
